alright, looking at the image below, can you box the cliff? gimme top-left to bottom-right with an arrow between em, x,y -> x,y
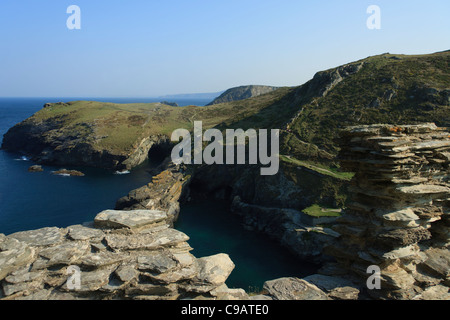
206,85 -> 281,106
2,51 -> 448,175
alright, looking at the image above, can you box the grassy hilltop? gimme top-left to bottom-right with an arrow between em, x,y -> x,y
2,50 -> 449,171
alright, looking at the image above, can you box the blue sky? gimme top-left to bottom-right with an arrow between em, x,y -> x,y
0,0 -> 448,97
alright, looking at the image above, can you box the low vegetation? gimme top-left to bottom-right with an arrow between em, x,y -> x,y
302,204 -> 342,218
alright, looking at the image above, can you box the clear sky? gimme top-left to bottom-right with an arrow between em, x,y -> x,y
0,0 -> 448,97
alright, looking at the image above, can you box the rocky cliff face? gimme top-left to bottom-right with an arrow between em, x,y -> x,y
0,163 -> 336,301
325,123 -> 450,299
206,85 -> 281,105
187,163 -> 344,263
115,163 -> 190,222
2,121 -> 170,171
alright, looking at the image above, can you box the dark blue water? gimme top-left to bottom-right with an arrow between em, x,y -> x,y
0,97 -> 317,291
176,201 -> 318,291
0,97 -> 209,234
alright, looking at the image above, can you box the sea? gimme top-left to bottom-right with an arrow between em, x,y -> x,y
0,97 -> 317,291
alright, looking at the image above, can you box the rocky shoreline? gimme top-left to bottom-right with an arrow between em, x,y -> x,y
0,161 -> 358,301
1,123 -> 449,300
0,193 -> 341,300
0,210 -> 246,300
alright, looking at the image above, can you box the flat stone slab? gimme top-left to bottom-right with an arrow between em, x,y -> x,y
115,264 -> 139,283
9,227 -> 63,247
105,227 -> 189,251
5,267 -> 44,284
79,251 -> 125,268
397,185 -> 450,195
38,241 -> 90,267
263,277 -> 329,300
382,245 -> 419,260
138,251 -> 178,274
94,210 -> 168,230
302,274 -> 359,292
67,225 -> 104,241
149,228 -> 190,247
414,285 -> 450,300
0,235 -> 35,281
410,140 -> 450,151
64,266 -> 116,292
422,248 -> 450,278
379,208 -> 420,222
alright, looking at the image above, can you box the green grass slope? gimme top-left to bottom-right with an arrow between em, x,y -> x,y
281,51 -> 450,163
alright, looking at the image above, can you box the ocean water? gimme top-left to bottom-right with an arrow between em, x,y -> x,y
0,97 -> 209,234
0,97 -> 317,291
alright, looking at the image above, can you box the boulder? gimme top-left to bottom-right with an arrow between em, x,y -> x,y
28,165 -> 43,172
194,254 -> 235,286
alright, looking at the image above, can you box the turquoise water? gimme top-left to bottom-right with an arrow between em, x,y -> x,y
0,98 -> 317,290
175,201 -> 318,291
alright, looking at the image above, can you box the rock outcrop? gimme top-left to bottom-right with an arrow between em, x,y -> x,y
115,165 -> 190,223
231,196 -> 340,263
52,169 -> 85,177
206,85 -> 281,105
28,165 -> 43,172
1,101 -> 173,171
0,210 -> 246,300
325,123 -> 450,299
186,162 -> 346,263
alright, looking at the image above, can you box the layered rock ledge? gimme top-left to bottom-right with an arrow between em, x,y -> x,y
0,209 -> 246,300
0,209 -> 339,301
325,123 -> 450,300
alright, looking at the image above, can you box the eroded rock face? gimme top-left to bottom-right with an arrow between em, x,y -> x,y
188,162 -> 346,263
115,166 -> 190,223
2,112 -> 171,171
326,123 -> 450,299
0,210 -> 247,300
206,85 -> 280,106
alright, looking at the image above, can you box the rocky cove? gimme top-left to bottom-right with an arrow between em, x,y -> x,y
1,123 -> 449,300
0,160 -> 342,300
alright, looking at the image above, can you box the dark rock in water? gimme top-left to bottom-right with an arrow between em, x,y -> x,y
28,165 -> 43,172
52,169 -> 85,177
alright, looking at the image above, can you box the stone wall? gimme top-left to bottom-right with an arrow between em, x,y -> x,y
326,123 -> 450,299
